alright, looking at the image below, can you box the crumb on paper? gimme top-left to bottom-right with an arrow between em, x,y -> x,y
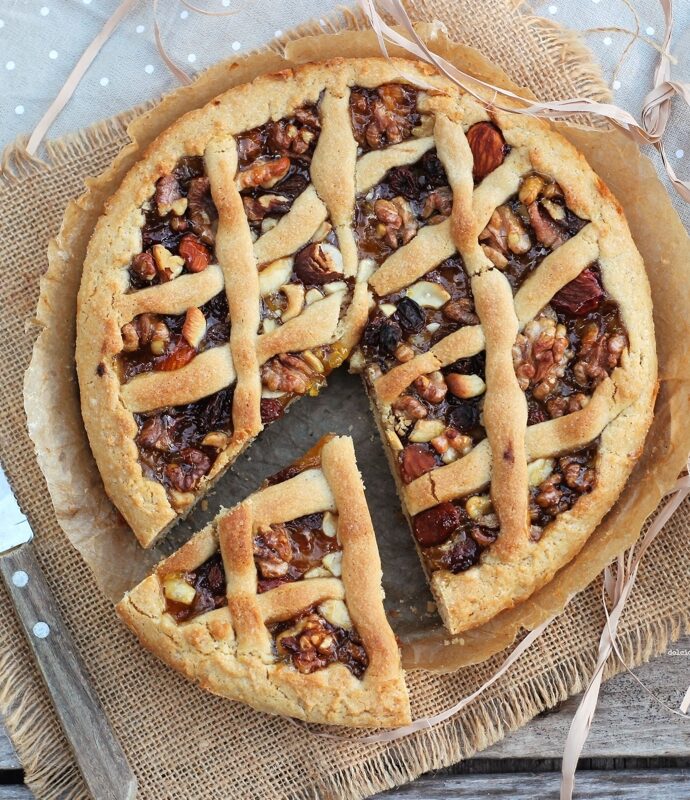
426,601 -> 437,614
200,499 -> 208,512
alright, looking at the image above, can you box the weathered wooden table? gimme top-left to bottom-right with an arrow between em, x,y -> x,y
2,635 -> 688,798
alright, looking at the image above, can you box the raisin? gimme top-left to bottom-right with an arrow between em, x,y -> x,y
445,536 -> 480,573
395,296 -> 425,333
420,151 -> 448,189
448,401 -> 480,434
379,320 -> 403,355
387,166 -> 420,199
527,401 -> 548,426
413,502 -> 461,547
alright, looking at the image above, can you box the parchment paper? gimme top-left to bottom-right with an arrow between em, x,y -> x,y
24,24 -> 690,673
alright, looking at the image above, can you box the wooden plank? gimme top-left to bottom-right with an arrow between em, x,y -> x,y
375,769 -> 690,798
478,635 -> 690,759
0,789 -> 32,800
0,726 -> 20,770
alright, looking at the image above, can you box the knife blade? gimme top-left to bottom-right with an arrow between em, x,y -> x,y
0,463 -> 137,800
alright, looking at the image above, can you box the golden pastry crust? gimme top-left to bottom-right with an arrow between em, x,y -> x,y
116,436 -> 411,728
80,56 -> 656,638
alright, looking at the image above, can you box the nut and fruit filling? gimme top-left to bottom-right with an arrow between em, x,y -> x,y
259,230 -> 351,338
388,352 -> 486,484
236,104 -> 321,237
355,150 -> 451,265
514,265 -> 628,424
412,494 -> 499,574
129,156 -> 217,290
134,385 -> 234,503
119,292 -> 230,381
349,83 -> 425,153
161,552 -> 227,622
258,342 -> 349,427
271,602 -> 368,678
480,172 -> 588,291
360,255 -> 477,375
528,443 -> 598,540
253,511 -> 341,593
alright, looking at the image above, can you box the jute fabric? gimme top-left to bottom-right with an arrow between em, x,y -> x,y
0,3 -> 687,798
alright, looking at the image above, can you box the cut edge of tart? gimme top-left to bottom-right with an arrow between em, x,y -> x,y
116,435 -> 411,728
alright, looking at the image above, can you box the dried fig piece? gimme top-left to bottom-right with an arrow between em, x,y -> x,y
400,444 -> 436,483
413,502 -> 461,547
293,243 -> 344,285
551,268 -> 604,315
467,122 -> 506,181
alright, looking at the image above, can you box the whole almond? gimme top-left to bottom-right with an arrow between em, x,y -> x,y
466,121 -> 506,182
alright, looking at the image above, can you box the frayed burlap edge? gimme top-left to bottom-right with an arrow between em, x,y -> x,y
2,5 -> 685,800
520,13 -> 612,104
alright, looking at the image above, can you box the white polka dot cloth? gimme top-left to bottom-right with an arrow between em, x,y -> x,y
1,0 -> 688,228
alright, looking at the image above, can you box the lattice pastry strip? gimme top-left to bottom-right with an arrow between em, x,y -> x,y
78,58 -> 656,639
116,436 -> 411,728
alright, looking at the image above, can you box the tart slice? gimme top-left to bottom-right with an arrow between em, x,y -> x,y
116,435 -> 410,728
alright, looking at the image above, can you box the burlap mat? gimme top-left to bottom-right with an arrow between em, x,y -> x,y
1,3 -> 688,799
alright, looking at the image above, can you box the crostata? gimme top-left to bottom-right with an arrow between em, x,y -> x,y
78,58 -> 656,636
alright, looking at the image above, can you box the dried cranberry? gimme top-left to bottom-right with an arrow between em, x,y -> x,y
260,398 -> 284,425
551,268 -> 604,315
395,296 -> 425,333
413,502 -> 461,547
387,166 -> 420,199
400,444 -> 437,483
420,151 -> 448,189
445,536 -> 480,573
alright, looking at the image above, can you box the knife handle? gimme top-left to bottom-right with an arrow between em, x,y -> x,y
0,545 -> 137,800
